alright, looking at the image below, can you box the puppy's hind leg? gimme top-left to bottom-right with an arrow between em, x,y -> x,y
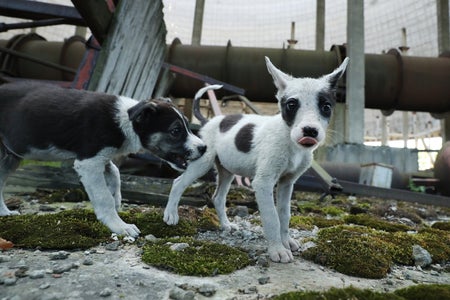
212,163 -> 237,231
164,156 -> 214,225
0,146 -> 21,216
104,161 -> 122,211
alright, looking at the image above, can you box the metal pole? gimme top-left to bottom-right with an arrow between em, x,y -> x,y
345,0 -> 365,143
315,0 -> 325,51
191,0 -> 205,46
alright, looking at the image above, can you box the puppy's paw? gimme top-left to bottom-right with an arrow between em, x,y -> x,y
283,237 -> 300,252
0,209 -> 20,216
111,222 -> 141,238
163,208 -> 179,225
220,221 -> 238,232
122,223 -> 141,238
268,245 -> 294,263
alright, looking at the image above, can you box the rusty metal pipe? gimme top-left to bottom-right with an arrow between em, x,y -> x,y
166,43 -> 450,113
1,35 -> 449,113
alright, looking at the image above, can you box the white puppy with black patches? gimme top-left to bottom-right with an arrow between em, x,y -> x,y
0,82 -> 206,237
164,57 -> 349,263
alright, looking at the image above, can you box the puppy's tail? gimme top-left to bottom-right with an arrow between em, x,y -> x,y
193,84 -> 223,125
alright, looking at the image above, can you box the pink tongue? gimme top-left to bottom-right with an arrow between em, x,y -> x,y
298,137 -> 318,147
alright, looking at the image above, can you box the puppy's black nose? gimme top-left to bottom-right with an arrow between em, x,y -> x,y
303,126 -> 318,138
198,145 -> 207,155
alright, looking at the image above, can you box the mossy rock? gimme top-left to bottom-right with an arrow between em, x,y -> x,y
344,214 -> 412,232
273,284 -> 450,300
415,228 -> 450,263
0,209 -> 211,250
290,216 -> 343,230
394,284 -> 450,300
141,237 -> 252,276
34,188 -> 88,203
120,211 -> 198,237
431,221 -> 450,231
0,209 -> 110,249
302,225 -> 392,279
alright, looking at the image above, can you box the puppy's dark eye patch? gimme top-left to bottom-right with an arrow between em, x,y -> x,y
318,92 -> 335,118
281,97 -> 300,127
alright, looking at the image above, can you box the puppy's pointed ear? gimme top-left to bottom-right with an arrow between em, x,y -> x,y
265,56 -> 292,91
128,101 -> 158,123
325,57 -> 349,89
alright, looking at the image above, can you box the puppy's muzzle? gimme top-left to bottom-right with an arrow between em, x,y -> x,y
298,126 -> 319,148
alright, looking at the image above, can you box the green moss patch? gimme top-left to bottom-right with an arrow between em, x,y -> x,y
0,209 -> 110,249
302,226 -> 392,279
142,237 -> 252,276
290,216 -> 343,230
0,208 -> 219,250
273,284 -> 450,300
344,214 -> 413,232
431,221 -> 450,231
394,284 -> 450,300
302,224 -> 450,278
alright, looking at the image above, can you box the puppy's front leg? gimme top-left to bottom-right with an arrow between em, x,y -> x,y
276,177 -> 300,252
74,159 -> 140,237
253,177 -> 294,263
104,161 -> 122,211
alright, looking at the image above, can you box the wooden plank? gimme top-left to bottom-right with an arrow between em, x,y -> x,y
89,0 -> 167,100
7,165 -> 206,207
70,0 -> 115,44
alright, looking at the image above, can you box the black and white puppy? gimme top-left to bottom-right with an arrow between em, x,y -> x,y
164,57 -> 349,263
0,82 -> 206,237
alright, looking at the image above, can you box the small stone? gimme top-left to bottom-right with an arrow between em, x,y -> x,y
0,255 -> 11,263
4,276 -> 17,286
413,245 -> 432,267
39,283 -> 51,289
169,287 -> 195,300
105,241 -> 120,251
49,251 -> 70,260
228,205 -> 249,217
39,204 -> 56,212
256,256 -> 270,268
123,236 -> 135,243
15,267 -> 28,278
144,234 -> 158,242
100,288 -> 112,297
29,270 -> 46,279
239,286 -> 258,294
258,276 -> 270,285
198,283 -> 217,297
52,263 -> 73,274
83,258 -> 94,266
169,243 -> 189,252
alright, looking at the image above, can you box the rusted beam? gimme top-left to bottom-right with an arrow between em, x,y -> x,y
70,0 -> 115,45
0,0 -> 84,26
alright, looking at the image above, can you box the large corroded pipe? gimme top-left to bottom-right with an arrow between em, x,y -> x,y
1,35 -> 449,113
166,42 -> 450,113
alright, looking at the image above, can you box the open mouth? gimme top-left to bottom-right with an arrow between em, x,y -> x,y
167,153 -> 188,170
297,137 -> 318,148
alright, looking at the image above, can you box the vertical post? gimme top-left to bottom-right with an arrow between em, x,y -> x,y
437,0 -> 450,55
381,115 -> 388,146
437,0 -> 450,142
345,0 -> 365,144
191,0 -> 205,46
315,0 -> 325,51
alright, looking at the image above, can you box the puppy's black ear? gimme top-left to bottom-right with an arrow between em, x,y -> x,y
325,57 -> 349,89
128,101 -> 158,123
